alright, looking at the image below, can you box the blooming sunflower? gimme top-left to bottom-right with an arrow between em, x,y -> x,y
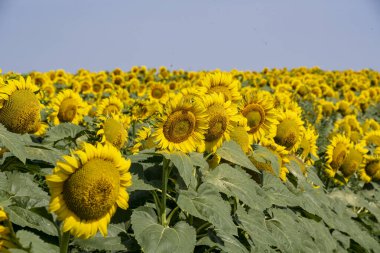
97,96 -> 124,116
241,92 -> 278,143
0,76 -> 42,134
359,154 -> 380,183
274,110 -> 304,152
153,95 -> 208,153
131,127 -> 156,154
97,114 -> 130,149
201,71 -> 242,103
148,82 -> 169,104
230,116 -> 253,154
339,142 -> 367,182
46,143 -> 132,239
298,125 -> 318,165
49,89 -> 87,125
199,93 -> 238,153
325,134 -> 353,178
362,119 -> 380,133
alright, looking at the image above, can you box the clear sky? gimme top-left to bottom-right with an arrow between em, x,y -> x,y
0,0 -> 379,73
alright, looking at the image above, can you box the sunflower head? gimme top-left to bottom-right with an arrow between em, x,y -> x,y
274,110 -> 304,151
325,134 -> 353,178
201,71 -> 242,103
97,96 -> 124,116
46,143 -> 132,239
0,76 -> 42,134
359,155 -> 380,183
298,125 -> 319,165
97,114 -> 130,149
339,143 -> 367,180
153,95 -> 208,153
230,116 -> 253,154
131,127 -> 156,154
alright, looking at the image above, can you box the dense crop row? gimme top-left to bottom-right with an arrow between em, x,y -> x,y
0,67 -> 379,252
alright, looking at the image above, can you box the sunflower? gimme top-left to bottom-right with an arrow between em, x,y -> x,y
0,76 -> 42,134
0,208 -> 17,252
274,110 -> 304,152
97,114 -> 130,149
241,92 -> 278,143
230,116 -> 253,154
362,119 -> 380,133
298,125 -> 318,165
339,142 -> 367,182
148,82 -> 169,104
180,86 -> 207,103
199,93 -> 238,153
49,89 -> 87,125
97,96 -> 124,116
131,127 -> 156,154
201,71 -> 242,103
325,134 -> 353,178
153,95 -> 208,153
363,130 -> 380,148
359,154 -> 380,183
46,143 -> 132,239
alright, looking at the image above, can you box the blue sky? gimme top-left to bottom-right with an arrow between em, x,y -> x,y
0,0 -> 379,73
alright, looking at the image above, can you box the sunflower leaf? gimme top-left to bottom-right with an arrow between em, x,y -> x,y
177,183 -> 237,235
252,145 -> 281,177
131,207 -> 196,253
203,164 -> 271,211
44,123 -> 85,145
163,151 -> 194,187
14,230 -> 59,253
216,141 -> 259,173
0,123 -> 27,163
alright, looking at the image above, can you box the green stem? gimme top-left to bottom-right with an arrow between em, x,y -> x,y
161,157 -> 171,226
166,206 -> 180,226
60,231 -> 70,253
196,222 -> 211,234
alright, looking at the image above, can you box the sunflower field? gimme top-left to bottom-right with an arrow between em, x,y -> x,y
0,67 -> 380,253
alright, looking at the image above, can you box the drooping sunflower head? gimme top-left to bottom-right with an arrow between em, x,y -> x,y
274,110 -> 304,152
97,114 -> 130,149
241,91 -> 278,143
0,76 -> 42,134
46,143 -> 132,239
201,71 -> 242,103
153,95 -> 208,153
97,96 -> 124,116
49,89 -> 87,125
359,154 -> 380,183
230,116 -> 253,154
297,125 -> 319,165
200,93 -> 238,153
325,134 -> 353,178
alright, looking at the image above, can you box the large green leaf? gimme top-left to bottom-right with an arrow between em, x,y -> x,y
163,151 -> 194,187
11,230 -> 58,253
177,183 -> 237,235
251,145 -> 280,176
215,230 -> 249,253
204,164 -> 270,211
131,207 -> 196,253
4,206 -> 58,236
216,141 -> 259,173
44,123 -> 85,144
0,123 -> 27,163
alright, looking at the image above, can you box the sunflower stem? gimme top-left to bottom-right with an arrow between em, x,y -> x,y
161,157 -> 171,226
60,231 -> 71,253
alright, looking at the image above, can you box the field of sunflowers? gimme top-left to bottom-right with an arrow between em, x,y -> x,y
0,66 -> 380,252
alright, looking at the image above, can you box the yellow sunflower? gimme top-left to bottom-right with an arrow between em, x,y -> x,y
49,89 -> 87,125
201,71 -> 242,103
362,119 -> 380,133
359,154 -> 380,183
230,116 -> 253,154
46,143 -> 132,239
97,96 -> 124,116
131,127 -> 156,154
339,142 -> 367,182
363,130 -> 380,147
148,82 -> 169,104
274,110 -> 305,152
0,208 -> 17,252
241,92 -> 278,143
325,134 -> 353,178
153,95 -> 208,153
298,125 -> 318,165
0,76 -> 42,134
199,93 -> 238,153
97,114 -> 130,149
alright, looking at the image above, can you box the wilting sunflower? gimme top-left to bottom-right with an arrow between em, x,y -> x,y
97,114 -> 130,149
199,93 -> 238,153
274,110 -> 304,152
97,96 -> 124,116
0,76 -> 42,134
131,127 -> 156,154
153,95 -> 208,153
325,134 -> 353,178
241,92 -> 278,143
49,89 -> 87,125
46,143 -> 132,239
298,125 -> 319,165
359,154 -> 380,183
201,71 -> 242,103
